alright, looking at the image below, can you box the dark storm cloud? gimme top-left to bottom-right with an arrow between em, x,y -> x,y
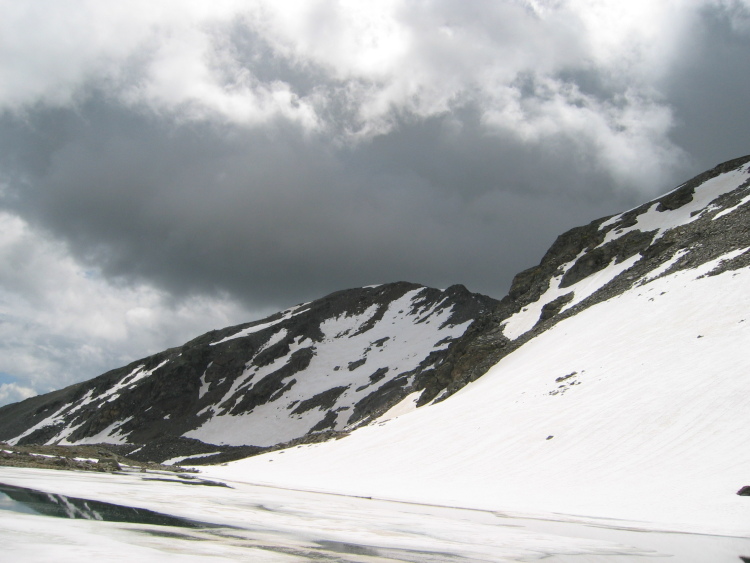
1,1 -> 749,402
0,97 -> 624,308
1,1 -> 748,311
665,2 -> 750,170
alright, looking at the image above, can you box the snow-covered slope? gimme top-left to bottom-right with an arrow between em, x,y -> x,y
201,156 -> 750,534
500,155 -> 750,342
0,283 -> 498,461
2,155 -> 750,538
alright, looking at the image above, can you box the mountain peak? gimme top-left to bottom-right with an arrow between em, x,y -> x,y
0,281 -> 499,462
2,155 -> 749,470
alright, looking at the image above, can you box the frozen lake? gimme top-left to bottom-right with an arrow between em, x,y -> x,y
1,467 -> 748,562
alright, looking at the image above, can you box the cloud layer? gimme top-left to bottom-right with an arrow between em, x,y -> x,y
0,0 -> 748,402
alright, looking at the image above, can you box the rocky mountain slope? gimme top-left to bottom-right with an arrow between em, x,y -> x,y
1,154 -> 749,470
202,154 -> 750,535
435,154 -> 750,397
0,282 -> 499,462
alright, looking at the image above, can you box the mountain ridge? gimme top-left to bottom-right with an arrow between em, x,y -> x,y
196,154 -> 750,535
0,281 -> 500,462
436,153 -> 750,397
1,154 -> 749,468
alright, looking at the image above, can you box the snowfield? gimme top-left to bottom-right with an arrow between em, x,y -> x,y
199,252 -> 750,537
2,236 -> 749,561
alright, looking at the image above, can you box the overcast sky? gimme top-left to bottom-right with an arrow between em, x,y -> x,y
1,0 -> 749,406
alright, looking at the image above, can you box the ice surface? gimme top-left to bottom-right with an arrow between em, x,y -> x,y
0,466 -> 748,562
0,467 -> 750,563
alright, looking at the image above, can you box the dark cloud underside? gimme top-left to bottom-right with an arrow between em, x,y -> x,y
1,97 -> 632,307
0,2 -> 748,402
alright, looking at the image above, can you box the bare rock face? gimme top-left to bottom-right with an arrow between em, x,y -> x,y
1,155 -> 749,464
410,155 -> 750,401
0,282 -> 499,462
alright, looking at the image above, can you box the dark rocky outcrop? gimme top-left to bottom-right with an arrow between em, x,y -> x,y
2,155 -> 749,465
0,281 -> 500,461
409,154 -> 750,403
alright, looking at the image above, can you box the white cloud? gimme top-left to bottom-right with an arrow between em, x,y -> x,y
0,211 -> 261,404
565,0 -> 698,75
0,0 -> 714,190
0,382 -> 38,406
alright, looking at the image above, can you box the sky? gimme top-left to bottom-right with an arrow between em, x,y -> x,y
1,0 -> 749,406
